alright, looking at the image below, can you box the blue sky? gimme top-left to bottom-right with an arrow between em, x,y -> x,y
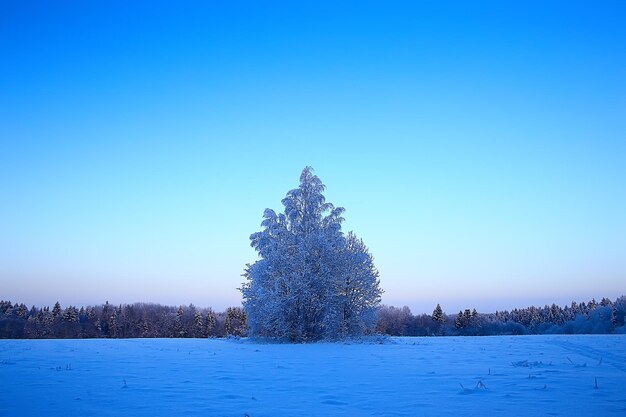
1,1 -> 625,313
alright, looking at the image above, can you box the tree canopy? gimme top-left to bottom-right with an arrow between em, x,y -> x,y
241,167 -> 382,342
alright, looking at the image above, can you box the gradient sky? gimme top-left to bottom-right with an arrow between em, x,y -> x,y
1,1 -> 625,314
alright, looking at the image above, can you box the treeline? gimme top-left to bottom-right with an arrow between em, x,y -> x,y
0,301 -> 247,339
1,296 -> 625,339
376,296 -> 626,336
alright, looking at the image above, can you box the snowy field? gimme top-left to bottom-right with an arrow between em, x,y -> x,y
1,335 -> 625,416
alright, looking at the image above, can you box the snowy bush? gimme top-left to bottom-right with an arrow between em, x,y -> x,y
241,167 -> 383,342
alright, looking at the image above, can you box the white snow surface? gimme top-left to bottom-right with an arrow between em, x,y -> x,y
1,335 -> 625,416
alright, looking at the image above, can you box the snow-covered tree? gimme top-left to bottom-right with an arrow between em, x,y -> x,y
206,309 -> 217,336
63,306 -> 79,323
612,296 -> 626,328
52,301 -> 62,318
455,311 -> 465,329
174,306 -> 185,337
14,303 -> 28,318
108,308 -> 118,338
194,310 -> 205,338
241,167 -> 382,342
376,305 -> 412,336
335,232 -> 382,336
224,307 -> 247,337
432,304 -> 445,323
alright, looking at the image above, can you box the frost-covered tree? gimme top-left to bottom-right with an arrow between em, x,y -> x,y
241,167 -> 382,342
175,306 -> 186,337
63,306 -> 79,323
612,296 -> 626,328
224,307 -> 247,337
377,305 -> 412,336
52,302 -> 62,318
432,304 -> 445,323
206,309 -> 217,336
108,308 -> 120,338
455,311 -> 465,329
336,232 -> 382,336
430,304 -> 446,335
194,310 -> 206,338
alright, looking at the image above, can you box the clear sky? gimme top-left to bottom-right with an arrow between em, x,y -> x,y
1,1 -> 625,314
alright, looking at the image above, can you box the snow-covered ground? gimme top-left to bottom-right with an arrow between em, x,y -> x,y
1,335 -> 624,416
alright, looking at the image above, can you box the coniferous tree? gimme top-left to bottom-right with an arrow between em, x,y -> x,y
194,311 -> 205,337
432,304 -> 445,323
224,307 -> 247,337
52,302 -> 62,318
206,309 -> 216,337
175,306 -> 186,337
455,311 -> 465,329
612,296 -> 626,327
108,309 -> 118,338
431,304 -> 446,335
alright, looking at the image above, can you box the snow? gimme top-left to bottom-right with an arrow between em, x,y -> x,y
1,335 -> 625,416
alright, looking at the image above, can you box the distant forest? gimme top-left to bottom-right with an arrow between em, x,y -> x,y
377,296 -> 626,337
1,296 -> 624,339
